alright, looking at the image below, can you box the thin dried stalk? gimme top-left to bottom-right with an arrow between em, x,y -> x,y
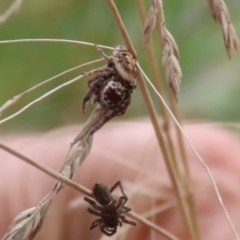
151,4 -> 199,237
1,48 -> 139,238
106,1 -> 200,239
105,1 -> 171,176
0,142 -> 92,196
0,142 -> 180,240
207,0 -> 239,58
0,59 -> 104,117
0,39 -> 114,50
169,92 -> 200,239
127,212 -> 180,240
143,0 -> 181,102
3,196 -> 52,240
1,98 -> 119,239
143,6 -> 157,47
104,2 -> 136,58
0,73 -> 84,125
0,39 -> 114,121
0,66 -> 108,125
136,0 -> 180,179
1,99 -> 125,238
138,1 -> 200,239
0,0 -> 23,23
161,24 -> 182,102
1,131 -> 93,240
141,0 -> 199,238
140,66 -> 240,240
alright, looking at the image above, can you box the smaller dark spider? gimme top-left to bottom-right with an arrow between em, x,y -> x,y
84,181 -> 136,236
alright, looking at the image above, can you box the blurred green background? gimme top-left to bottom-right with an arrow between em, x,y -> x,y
0,0 -> 239,132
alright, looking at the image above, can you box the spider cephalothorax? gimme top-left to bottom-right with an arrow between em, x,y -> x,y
82,45 -> 137,117
84,181 -> 136,236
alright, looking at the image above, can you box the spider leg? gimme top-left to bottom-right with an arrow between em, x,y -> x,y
84,197 -> 103,211
89,218 -> 102,230
95,45 -> 111,62
82,76 -> 107,114
117,220 -> 122,227
82,66 -> 113,77
121,206 -> 132,214
87,208 -> 104,217
120,216 -> 137,226
84,196 -> 97,206
82,68 -> 116,114
109,181 -> 126,196
115,196 -> 128,213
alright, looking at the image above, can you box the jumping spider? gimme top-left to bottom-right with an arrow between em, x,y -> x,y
82,45 -> 138,128
84,181 -> 136,236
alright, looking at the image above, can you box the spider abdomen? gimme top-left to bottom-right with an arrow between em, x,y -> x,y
99,81 -> 128,109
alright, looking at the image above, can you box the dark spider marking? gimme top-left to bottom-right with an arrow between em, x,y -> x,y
84,181 -> 136,236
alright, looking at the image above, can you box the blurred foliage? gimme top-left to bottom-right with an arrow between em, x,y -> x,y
0,0 -> 239,132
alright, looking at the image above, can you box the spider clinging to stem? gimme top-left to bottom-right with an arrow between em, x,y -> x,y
70,45 -> 139,147
81,45 -> 138,133
84,181 -> 137,236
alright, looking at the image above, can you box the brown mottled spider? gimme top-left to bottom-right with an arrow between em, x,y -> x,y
81,45 -> 137,134
84,181 -> 136,236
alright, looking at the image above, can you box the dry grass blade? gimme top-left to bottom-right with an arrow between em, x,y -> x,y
127,212 -> 179,240
150,0 -> 162,10
0,94 -> 22,117
0,0 -> 23,23
106,1 -> 197,239
1,134 -> 93,240
143,0 -> 182,101
207,0 -> 239,58
71,105 -> 107,146
0,143 -> 92,196
0,73 -> 84,125
1,43 -> 139,237
160,23 -> 182,102
138,64 -> 240,240
0,142 -> 180,240
0,39 -> 114,50
143,0 -> 161,46
1,91 -> 115,238
0,65 -> 111,125
143,6 -> 157,46
0,59 -> 104,117
2,195 -> 52,240
53,134 -> 93,194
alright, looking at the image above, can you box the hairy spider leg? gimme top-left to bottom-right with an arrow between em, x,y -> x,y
82,67 -> 117,113
82,76 -> 107,113
109,181 -> 137,226
96,45 -> 111,62
89,218 -> 103,230
84,197 -> 115,217
87,208 -> 106,217
109,181 -> 126,196
120,216 -> 137,226
84,196 -> 100,207
82,66 -> 114,77
115,196 -> 128,211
